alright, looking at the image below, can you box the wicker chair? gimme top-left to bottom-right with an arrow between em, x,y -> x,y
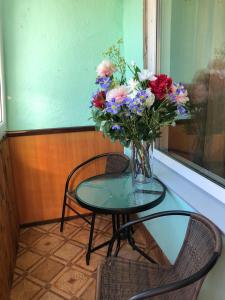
96,211 -> 222,300
60,152 -> 130,264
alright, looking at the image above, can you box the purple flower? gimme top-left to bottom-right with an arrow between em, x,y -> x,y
105,98 -> 123,114
135,90 -> 149,101
177,105 -> 187,115
126,90 -> 148,115
96,76 -> 112,90
112,125 -> 121,130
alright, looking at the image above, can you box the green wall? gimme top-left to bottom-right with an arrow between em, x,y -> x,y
0,0 -> 6,138
2,0 -> 123,131
123,0 -> 144,71
2,0 -> 144,131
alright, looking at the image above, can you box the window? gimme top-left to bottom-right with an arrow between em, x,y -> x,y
157,0 -> 225,187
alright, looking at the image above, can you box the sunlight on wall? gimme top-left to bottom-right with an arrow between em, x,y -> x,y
123,0 -> 144,75
2,0 -> 123,130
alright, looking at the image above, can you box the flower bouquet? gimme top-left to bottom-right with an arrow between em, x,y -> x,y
90,40 -> 190,183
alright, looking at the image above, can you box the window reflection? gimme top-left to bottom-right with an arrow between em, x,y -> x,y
158,0 -> 225,186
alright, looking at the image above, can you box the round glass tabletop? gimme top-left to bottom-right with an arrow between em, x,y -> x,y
75,173 -> 166,214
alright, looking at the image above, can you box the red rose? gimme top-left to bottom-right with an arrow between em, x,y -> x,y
92,91 -> 106,109
148,74 -> 173,100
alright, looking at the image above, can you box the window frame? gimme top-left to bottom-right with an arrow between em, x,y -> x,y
145,0 -> 225,232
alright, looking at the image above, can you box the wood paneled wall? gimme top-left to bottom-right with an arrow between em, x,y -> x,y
0,137 -> 19,300
8,130 -> 123,225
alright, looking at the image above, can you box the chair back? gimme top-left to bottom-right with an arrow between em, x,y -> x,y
67,153 -> 130,192
172,213 -> 222,299
105,153 -> 130,174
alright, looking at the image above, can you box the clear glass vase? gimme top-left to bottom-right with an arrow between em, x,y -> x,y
131,140 -> 154,184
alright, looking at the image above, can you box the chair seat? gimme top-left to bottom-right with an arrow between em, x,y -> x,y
96,257 -> 196,300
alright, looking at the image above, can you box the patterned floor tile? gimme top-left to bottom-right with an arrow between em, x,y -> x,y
69,217 -> 89,228
53,267 -> 93,297
10,278 -> 41,300
32,235 -> 64,255
31,258 -> 65,282
71,228 -> 96,246
92,232 -> 113,255
36,223 -> 58,233
132,227 -> 148,246
92,217 -> 110,231
79,279 -> 96,300
53,243 -> 82,262
52,223 -> 79,238
11,218 -> 162,299
117,243 -> 141,260
75,252 -> 105,273
37,291 -> 66,300
20,228 -> 43,246
16,251 -> 42,271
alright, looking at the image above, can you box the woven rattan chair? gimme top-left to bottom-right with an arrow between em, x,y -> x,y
60,152 -> 130,264
96,210 -> 222,300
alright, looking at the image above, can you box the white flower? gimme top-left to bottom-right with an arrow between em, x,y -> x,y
131,60 -> 136,66
96,60 -> 116,77
128,79 -> 139,93
138,69 -> 156,82
145,88 -> 155,107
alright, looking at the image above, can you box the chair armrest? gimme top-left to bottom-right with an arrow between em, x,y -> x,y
129,252 -> 220,299
107,210 -> 193,256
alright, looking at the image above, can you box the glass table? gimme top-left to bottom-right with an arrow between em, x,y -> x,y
75,173 -> 166,264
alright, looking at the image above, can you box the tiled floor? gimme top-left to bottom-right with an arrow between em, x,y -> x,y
10,215 -> 158,300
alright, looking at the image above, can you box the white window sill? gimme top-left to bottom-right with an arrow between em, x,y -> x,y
153,149 -> 225,234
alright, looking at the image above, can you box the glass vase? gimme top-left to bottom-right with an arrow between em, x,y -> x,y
131,140 -> 154,184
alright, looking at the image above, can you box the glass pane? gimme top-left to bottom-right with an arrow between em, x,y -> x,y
158,0 -> 225,186
75,173 -> 165,213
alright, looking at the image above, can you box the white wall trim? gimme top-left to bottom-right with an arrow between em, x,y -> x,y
154,149 -> 225,204
153,149 -> 225,234
145,0 -> 157,73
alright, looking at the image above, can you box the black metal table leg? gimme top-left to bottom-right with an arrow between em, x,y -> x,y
86,212 -> 157,265
86,214 -> 121,263
112,214 -> 116,234
86,213 -> 96,265
127,220 -> 157,264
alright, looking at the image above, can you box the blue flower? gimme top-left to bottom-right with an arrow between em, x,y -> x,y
135,90 -> 149,102
126,90 -> 148,115
177,105 -> 187,115
105,98 -> 122,114
96,76 -> 112,90
112,125 -> 121,130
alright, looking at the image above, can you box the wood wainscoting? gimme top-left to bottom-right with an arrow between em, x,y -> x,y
0,137 -> 19,300
8,128 -> 123,225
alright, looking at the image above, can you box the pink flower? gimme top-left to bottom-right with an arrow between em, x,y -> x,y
106,86 -> 129,103
170,83 -> 189,104
96,60 -> 116,77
